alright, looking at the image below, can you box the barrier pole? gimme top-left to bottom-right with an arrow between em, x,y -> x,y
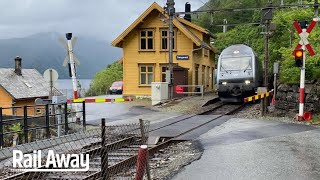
101,118 -> 108,180
139,119 -> 151,180
135,145 -> 148,180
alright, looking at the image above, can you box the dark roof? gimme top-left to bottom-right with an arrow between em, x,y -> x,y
173,18 -> 209,49
0,68 -> 57,99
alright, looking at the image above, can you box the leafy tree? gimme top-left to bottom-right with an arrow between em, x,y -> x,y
86,61 -> 123,96
272,8 -> 320,83
195,0 -> 320,83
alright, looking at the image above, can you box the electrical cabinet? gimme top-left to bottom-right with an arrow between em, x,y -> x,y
151,82 -> 169,105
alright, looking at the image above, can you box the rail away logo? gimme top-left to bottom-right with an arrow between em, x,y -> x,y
12,150 -> 89,172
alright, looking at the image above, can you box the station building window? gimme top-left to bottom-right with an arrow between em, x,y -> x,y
161,66 -> 167,82
139,64 -> 154,85
140,30 -> 154,50
160,29 -> 176,50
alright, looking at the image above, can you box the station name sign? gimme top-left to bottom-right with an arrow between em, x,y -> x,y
176,55 -> 189,60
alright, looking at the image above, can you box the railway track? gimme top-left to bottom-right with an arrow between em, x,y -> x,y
201,102 -> 246,115
82,99 -> 246,179
3,97 -> 246,180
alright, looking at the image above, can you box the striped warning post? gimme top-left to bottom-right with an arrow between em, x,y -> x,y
244,90 -> 273,103
67,97 -> 133,103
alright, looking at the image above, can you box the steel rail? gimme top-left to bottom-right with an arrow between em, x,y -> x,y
83,136 -> 137,156
84,102 -> 245,180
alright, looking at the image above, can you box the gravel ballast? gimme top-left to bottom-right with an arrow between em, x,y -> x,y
149,141 -> 203,180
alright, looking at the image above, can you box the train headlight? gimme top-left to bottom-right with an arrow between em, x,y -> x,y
245,80 -> 251,84
222,82 -> 227,85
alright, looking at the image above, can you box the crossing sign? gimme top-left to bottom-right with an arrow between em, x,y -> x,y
292,19 -> 317,121
292,20 -> 316,56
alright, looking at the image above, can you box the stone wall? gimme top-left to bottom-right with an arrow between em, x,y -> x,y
275,80 -> 320,113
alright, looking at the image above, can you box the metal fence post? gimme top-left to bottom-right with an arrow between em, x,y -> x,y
23,106 -> 28,143
64,103 -> 68,135
0,107 -> 3,148
101,118 -> 108,180
82,101 -> 86,131
45,104 -> 50,138
57,105 -> 62,137
139,119 -> 151,180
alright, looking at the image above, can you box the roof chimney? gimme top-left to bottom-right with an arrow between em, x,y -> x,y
184,2 -> 191,22
14,56 -> 22,76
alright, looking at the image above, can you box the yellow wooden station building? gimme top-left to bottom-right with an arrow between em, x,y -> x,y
112,2 -> 217,96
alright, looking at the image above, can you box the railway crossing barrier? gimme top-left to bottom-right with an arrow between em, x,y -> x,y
244,90 -> 274,103
67,97 -> 133,103
175,85 -> 204,99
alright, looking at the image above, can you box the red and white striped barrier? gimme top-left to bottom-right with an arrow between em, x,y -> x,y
67,97 -> 133,103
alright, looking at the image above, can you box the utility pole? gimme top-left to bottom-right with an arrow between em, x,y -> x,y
261,5 -> 272,115
166,0 -> 175,99
261,20 -> 270,115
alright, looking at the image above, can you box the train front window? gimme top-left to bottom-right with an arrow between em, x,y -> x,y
221,57 -> 252,71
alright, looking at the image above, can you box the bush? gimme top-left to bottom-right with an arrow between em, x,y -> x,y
312,68 -> 320,80
86,61 -> 123,96
280,67 -> 300,84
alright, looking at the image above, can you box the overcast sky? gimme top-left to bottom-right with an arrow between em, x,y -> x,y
0,0 -> 208,42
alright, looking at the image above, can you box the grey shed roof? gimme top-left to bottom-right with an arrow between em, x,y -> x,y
0,68 -> 52,99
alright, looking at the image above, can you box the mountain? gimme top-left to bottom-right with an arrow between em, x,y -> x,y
0,32 -> 121,78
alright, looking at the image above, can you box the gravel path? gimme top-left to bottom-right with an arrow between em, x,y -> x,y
149,94 -> 218,114
126,94 -> 218,115
235,103 -> 319,127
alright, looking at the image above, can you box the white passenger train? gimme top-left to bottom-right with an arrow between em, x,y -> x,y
217,44 -> 262,102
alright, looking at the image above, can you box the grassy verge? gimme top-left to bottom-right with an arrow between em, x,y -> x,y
310,114 -> 320,125
127,97 -> 151,107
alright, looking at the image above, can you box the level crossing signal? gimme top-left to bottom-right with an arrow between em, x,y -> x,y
292,20 -> 316,56
294,49 -> 303,67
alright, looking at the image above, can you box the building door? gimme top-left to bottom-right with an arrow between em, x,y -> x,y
173,66 -> 188,97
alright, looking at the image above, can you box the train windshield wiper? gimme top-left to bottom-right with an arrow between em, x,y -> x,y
220,65 -> 229,73
243,64 -> 251,72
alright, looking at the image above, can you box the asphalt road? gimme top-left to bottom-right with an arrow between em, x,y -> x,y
173,118 -> 320,180
83,95 -> 156,125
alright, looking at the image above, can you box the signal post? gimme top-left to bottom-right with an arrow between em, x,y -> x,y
292,20 -> 316,121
